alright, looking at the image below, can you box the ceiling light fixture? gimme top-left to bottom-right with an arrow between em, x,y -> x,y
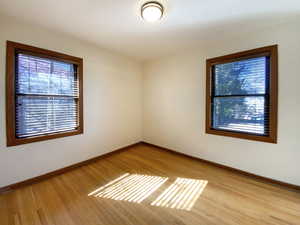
141,2 -> 164,22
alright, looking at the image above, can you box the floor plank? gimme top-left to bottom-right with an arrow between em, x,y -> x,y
0,144 -> 299,225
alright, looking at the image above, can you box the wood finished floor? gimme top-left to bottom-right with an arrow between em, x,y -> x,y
1,144 -> 300,225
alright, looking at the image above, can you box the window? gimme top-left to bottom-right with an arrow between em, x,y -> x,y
6,41 -> 83,146
206,45 -> 278,143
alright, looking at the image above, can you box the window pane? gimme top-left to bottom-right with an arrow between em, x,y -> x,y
214,57 -> 267,96
213,96 -> 267,135
17,54 -> 78,96
16,96 -> 78,137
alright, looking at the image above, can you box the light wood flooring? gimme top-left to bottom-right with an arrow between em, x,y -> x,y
0,144 -> 300,225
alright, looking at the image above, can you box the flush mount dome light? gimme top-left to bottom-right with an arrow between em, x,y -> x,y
141,1 -> 164,22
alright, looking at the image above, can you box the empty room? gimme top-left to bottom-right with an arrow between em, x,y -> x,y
0,0 -> 300,224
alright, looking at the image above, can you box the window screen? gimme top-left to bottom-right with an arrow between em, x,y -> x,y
15,53 -> 79,138
211,56 -> 269,135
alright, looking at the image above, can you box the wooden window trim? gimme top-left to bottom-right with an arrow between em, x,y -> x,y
6,41 -> 84,147
205,45 -> 278,143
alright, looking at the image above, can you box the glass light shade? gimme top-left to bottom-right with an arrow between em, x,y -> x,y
141,2 -> 163,22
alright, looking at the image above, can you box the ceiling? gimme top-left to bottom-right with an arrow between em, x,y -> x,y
0,0 -> 300,61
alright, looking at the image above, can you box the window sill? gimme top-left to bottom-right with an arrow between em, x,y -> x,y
7,129 -> 84,147
205,128 -> 277,144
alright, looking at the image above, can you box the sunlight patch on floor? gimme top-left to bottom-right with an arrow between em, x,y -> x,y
88,174 -> 207,210
88,173 -> 168,203
150,178 -> 207,211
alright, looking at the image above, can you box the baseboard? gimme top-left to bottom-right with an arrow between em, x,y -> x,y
141,141 -> 300,192
2,141 -> 299,194
0,142 -> 142,194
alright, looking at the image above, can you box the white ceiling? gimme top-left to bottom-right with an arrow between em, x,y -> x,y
0,0 -> 300,61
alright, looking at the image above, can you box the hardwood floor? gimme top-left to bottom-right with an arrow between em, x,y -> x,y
1,144 -> 300,225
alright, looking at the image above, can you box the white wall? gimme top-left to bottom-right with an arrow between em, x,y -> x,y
1,16 -> 299,189
143,21 -> 300,186
0,16 -> 143,187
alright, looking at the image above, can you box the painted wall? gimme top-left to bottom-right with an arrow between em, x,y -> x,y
0,16 -> 143,187
1,15 -> 299,188
143,21 -> 300,186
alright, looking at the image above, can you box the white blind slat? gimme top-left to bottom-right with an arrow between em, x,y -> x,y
212,56 -> 269,136
16,53 -> 79,138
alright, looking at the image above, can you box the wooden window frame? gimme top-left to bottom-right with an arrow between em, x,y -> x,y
6,41 -> 84,147
206,45 -> 278,143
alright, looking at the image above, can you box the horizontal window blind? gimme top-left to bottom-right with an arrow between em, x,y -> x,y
15,53 -> 79,138
212,56 -> 269,136
214,57 -> 266,95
